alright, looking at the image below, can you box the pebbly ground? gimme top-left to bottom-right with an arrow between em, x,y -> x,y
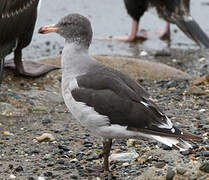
0,47 -> 209,180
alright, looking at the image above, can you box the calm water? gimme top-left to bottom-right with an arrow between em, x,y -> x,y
23,0 -> 209,60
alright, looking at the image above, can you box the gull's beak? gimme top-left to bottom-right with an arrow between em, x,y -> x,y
38,24 -> 59,34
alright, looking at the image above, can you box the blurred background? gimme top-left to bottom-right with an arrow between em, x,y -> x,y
23,0 -> 209,60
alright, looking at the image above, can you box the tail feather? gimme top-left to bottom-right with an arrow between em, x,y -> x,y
176,16 -> 209,48
150,135 -> 192,151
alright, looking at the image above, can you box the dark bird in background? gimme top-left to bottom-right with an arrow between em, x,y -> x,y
39,13 -> 201,172
0,0 -> 59,86
109,0 -> 209,48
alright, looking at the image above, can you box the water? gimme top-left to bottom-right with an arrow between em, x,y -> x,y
22,0 -> 209,60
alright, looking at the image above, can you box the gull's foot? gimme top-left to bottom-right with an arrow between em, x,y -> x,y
5,60 -> 60,77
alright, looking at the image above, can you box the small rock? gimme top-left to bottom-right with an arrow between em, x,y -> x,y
30,106 -> 48,114
188,172 -> 198,180
126,139 -> 136,147
166,168 -> 175,180
155,162 -> 166,168
87,152 -> 99,161
15,165 -> 23,172
181,150 -> 190,156
58,144 -> 70,151
43,154 -> 52,160
203,151 -> 209,157
28,177 -> 35,180
9,174 -> 16,179
43,171 -> 53,177
70,158 -> 78,163
122,162 -> 130,167
109,152 -> 139,162
140,50 -> 148,56
0,102 -> 15,116
36,133 -> 55,142
176,167 -> 187,175
37,177 -> 46,180
42,118 -> 51,125
199,161 -> 209,173
70,174 -> 79,179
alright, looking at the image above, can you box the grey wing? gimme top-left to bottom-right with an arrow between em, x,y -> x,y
71,71 -> 184,137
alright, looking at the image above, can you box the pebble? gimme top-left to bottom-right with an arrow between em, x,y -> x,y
188,172 -> 198,180
109,152 -> 139,162
15,165 -> 23,172
70,174 -> 79,179
203,151 -> 209,157
36,133 -> 55,142
199,161 -> 209,173
126,139 -> 136,147
28,177 -> 35,180
31,106 -> 48,113
43,153 -> 52,160
37,177 -> 46,180
181,150 -> 190,156
70,158 -> 78,163
122,162 -> 130,167
0,102 -> 15,116
43,171 -> 53,177
9,174 -> 16,179
155,162 -> 166,168
87,152 -> 99,161
166,168 -> 175,180
140,50 -> 148,56
58,144 -> 70,151
176,167 -> 187,175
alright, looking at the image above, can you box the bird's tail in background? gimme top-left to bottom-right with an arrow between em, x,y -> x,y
176,16 -> 209,48
0,58 -> 4,86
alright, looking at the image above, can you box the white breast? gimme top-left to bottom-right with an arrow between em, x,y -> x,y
62,77 -> 110,136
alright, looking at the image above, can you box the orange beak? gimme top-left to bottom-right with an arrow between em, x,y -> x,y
38,24 -> 59,34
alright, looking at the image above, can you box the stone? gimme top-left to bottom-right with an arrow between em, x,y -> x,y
15,165 -> 23,172
109,152 -> 139,162
199,161 -> 209,173
0,102 -> 15,116
203,151 -> 209,157
9,174 -> 16,179
37,177 -> 46,180
166,168 -> 175,180
30,106 -> 48,114
58,144 -> 70,151
176,167 -> 187,175
36,133 -> 55,142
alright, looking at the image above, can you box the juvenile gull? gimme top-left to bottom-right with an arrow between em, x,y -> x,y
39,13 -> 201,172
0,0 -> 59,86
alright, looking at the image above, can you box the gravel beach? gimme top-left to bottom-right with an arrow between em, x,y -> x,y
1,0 -> 209,179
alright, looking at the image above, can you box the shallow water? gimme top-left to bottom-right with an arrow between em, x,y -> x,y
22,0 -> 209,60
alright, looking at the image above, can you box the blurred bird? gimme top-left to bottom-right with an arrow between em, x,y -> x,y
0,0 -> 58,86
109,0 -> 209,48
39,13 -> 201,172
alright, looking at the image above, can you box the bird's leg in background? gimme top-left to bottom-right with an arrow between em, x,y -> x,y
4,48 -> 59,77
0,58 -> 5,86
103,138 -> 112,171
14,49 -> 24,75
96,20 -> 147,42
159,23 -> 170,40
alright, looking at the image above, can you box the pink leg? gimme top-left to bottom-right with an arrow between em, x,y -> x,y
96,20 -> 147,42
160,23 -> 170,40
